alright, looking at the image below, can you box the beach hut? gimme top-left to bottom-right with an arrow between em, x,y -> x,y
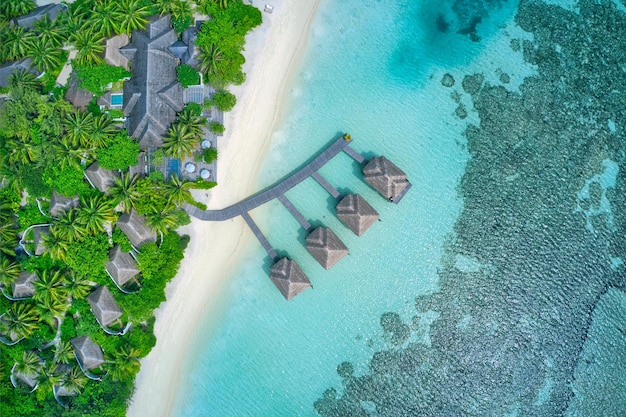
362,156 -> 410,201
305,227 -> 349,269
116,210 -> 156,249
32,226 -> 49,256
105,34 -> 130,70
49,191 -> 79,218
11,271 -> 37,299
71,336 -> 105,370
335,194 -> 379,236
269,258 -> 311,300
86,286 -> 123,327
84,162 -> 119,193
65,72 -> 94,110
0,58 -> 39,88
106,245 -> 140,287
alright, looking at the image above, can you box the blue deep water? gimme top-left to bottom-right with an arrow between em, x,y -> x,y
172,0 -> 626,416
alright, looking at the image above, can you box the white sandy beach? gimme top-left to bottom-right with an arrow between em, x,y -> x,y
127,2 -> 320,416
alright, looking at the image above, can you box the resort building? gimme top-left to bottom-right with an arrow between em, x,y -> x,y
12,367 -> 39,390
71,336 -> 105,370
11,3 -> 64,29
362,156 -> 410,201
168,23 -> 202,68
0,58 -> 38,88
11,271 -> 37,299
106,245 -> 140,287
49,191 -> 79,218
105,34 -> 130,70
120,15 -> 183,149
84,162 -> 119,193
32,226 -> 49,256
305,226 -> 349,270
269,258 -> 311,300
86,286 -> 123,328
65,73 -> 94,111
116,210 -> 156,249
336,194 -> 379,236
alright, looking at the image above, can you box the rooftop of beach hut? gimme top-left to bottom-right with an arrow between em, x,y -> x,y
0,58 -> 38,88
14,369 -> 39,389
86,286 -> 123,327
105,34 -> 130,70
65,72 -> 93,111
269,258 -> 311,300
305,227 -> 349,270
117,210 -> 156,249
49,191 -> 79,218
106,245 -> 140,287
32,226 -> 49,256
12,4 -> 64,29
362,156 -> 409,200
71,336 -> 105,370
84,162 -> 118,193
11,271 -> 37,299
336,194 -> 379,236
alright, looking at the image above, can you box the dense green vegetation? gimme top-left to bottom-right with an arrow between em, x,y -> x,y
74,64 -> 131,96
212,89 -> 237,112
176,64 -> 200,87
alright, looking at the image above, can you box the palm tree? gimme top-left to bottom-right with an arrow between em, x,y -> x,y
4,138 -> 35,165
33,269 -> 67,305
177,107 -> 206,138
71,30 -> 105,66
206,0 -> 228,10
109,172 -> 139,213
34,15 -> 65,48
166,174 -> 194,206
116,0 -> 149,35
89,2 -> 122,38
51,138 -> 87,169
77,195 -> 116,234
0,0 -> 37,19
41,228 -> 70,261
108,346 -> 141,381
198,44 -> 224,78
90,115 -> 118,149
28,38 -> 64,74
64,271 -> 91,300
1,302 -> 39,340
61,366 -> 87,394
36,363 -> 62,401
36,297 -> 67,328
7,69 -> 40,92
54,341 -> 74,365
64,111 -> 95,148
163,123 -> 197,159
54,210 -> 87,243
145,209 -> 179,241
0,257 -> 21,289
1,25 -> 36,61
14,351 -> 41,377
0,223 -> 18,257
170,0 -> 193,23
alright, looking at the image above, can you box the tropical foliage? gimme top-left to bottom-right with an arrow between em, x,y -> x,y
176,64 -> 200,87
212,89 -> 237,112
74,64 -> 131,96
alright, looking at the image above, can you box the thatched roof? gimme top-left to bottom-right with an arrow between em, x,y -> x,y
32,226 -> 49,256
11,271 -> 37,299
54,384 -> 78,397
0,58 -> 38,88
84,162 -> 118,193
65,72 -> 94,110
86,286 -> 122,327
121,15 -> 183,149
71,336 -> 105,370
362,156 -> 409,200
13,4 -> 64,29
105,34 -> 130,69
336,194 -> 379,236
116,210 -> 156,248
305,227 -> 349,270
106,245 -> 140,287
49,191 -> 79,217
269,258 -> 311,300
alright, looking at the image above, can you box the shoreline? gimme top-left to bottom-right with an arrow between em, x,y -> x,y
127,2 -> 321,416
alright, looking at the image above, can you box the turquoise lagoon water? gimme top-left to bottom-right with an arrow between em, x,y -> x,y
172,0 -> 626,416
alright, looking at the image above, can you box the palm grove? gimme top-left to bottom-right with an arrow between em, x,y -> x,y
0,0 -> 260,416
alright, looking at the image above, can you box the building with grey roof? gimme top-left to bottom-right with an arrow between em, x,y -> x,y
336,194 -> 379,236
86,286 -> 123,327
106,245 -> 140,287
71,336 -> 105,370
120,15 -> 183,149
65,72 -> 94,111
0,59 -> 39,88
32,226 -> 49,256
11,271 -> 37,299
49,191 -> 79,218
362,156 -> 410,201
12,4 -> 64,29
269,258 -> 311,300
84,162 -> 118,193
305,227 -> 349,270
116,210 -> 156,249
105,34 -> 130,69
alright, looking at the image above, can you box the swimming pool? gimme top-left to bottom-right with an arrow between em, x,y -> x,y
111,94 -> 123,105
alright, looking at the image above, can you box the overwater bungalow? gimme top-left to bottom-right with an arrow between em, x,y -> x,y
116,210 -> 156,249
336,194 -> 379,236
71,336 -> 105,371
11,271 -> 37,299
84,162 -> 119,194
49,191 -> 79,218
305,227 -> 349,270
106,245 -> 140,288
362,156 -> 410,201
269,258 -> 311,300
86,286 -> 123,328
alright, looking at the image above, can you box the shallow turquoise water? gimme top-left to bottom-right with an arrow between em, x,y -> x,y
171,0 -> 625,416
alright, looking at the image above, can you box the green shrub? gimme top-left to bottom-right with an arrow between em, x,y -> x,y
172,15 -> 192,34
185,102 -> 203,117
176,64 -> 200,87
75,64 -> 131,96
209,121 -> 225,135
203,147 -> 218,163
96,132 -> 140,170
212,90 -> 236,112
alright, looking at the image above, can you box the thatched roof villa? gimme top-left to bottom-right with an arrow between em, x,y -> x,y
32,226 -> 49,256
11,271 -> 37,299
84,162 -> 119,193
71,336 -> 105,370
269,258 -> 311,300
49,191 -> 79,218
86,286 -> 123,327
305,227 -> 349,269
336,194 -> 379,236
120,15 -> 183,149
106,245 -> 140,287
65,72 -> 93,110
105,34 -> 130,70
362,156 -> 410,201
116,210 -> 156,249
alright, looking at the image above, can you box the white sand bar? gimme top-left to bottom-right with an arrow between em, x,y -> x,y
127,1 -> 321,416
